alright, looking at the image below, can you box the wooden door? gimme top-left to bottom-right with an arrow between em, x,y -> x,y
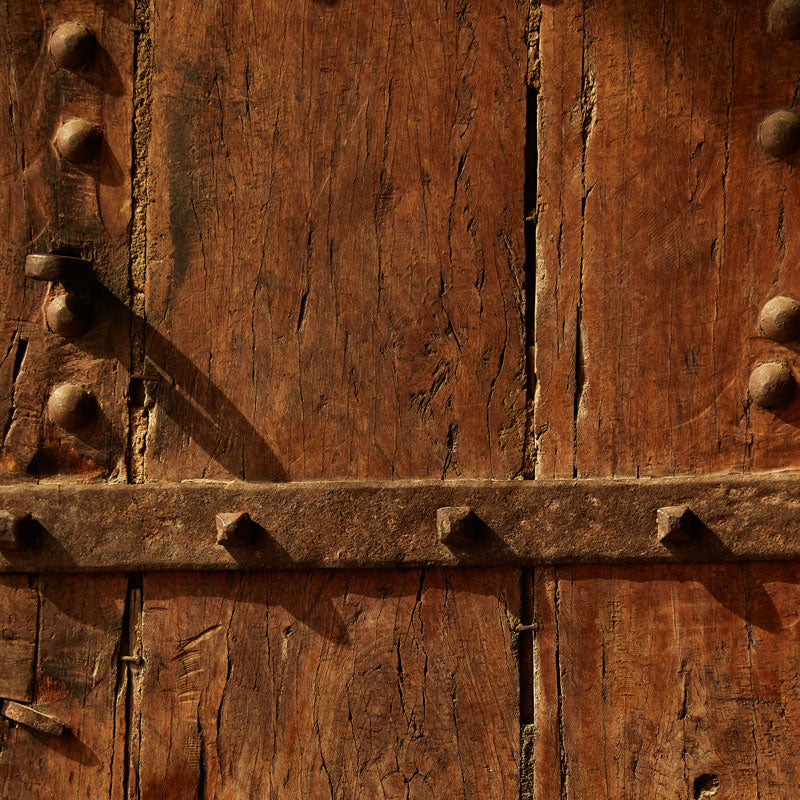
1,0 -> 800,798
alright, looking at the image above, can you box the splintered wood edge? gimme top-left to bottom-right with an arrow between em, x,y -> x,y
0,473 -> 798,571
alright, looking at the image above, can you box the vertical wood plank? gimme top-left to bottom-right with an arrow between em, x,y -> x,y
142,0 -> 528,481
0,574 -> 126,800
139,569 -> 521,799
0,575 -> 37,702
0,1 -> 134,480
533,563 -> 800,799
533,0 -> 585,478
535,0 -> 800,477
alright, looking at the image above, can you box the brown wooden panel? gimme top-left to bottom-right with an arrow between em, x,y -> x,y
142,0 -> 528,481
535,0 -> 800,477
0,575 -> 37,702
0,574 -> 126,800
0,2 -> 133,481
139,569 -> 520,799
533,563 -> 800,798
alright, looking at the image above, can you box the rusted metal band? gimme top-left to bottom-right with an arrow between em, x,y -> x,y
0,474 -> 798,572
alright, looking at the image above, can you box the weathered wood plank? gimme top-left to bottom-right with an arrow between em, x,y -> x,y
533,562 -> 800,798
139,569 -> 521,799
532,0 -> 584,478
0,2 -> 134,481
0,574 -> 126,800
0,575 -> 37,702
142,0 -> 528,481
535,0 -> 800,477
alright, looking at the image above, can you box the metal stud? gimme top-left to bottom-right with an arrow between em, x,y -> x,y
656,504 -> 697,545
47,384 -> 96,431
436,506 -> 478,546
215,511 -> 254,545
0,511 -> 31,550
759,110 -> 800,158
54,118 -> 103,164
758,295 -> 800,342
25,253 -> 93,283
748,361 -> 796,409
49,22 -> 97,69
45,293 -> 91,338
768,0 -> 800,39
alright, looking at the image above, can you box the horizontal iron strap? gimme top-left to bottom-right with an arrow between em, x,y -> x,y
0,474 -> 797,572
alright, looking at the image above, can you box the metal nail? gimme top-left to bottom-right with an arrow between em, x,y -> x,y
656,504 -> 697,545
47,384 -> 96,431
758,295 -> 800,342
759,110 -> 800,158
768,0 -> 800,38
749,361 -> 796,409
49,21 -> 97,69
215,511 -> 254,545
436,506 -> 478,546
54,118 -> 103,164
0,511 -> 32,550
46,293 -> 91,338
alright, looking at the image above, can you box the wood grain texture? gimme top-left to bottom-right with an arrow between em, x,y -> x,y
0,574 -> 126,800
0,575 -> 37,702
534,0 -> 800,477
142,0 -> 528,481
0,1 -> 134,481
139,569 -> 521,799
533,563 -> 800,798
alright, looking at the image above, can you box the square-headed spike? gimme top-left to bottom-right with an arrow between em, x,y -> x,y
437,506 -> 478,546
0,511 -> 31,550
215,512 -> 254,546
656,504 -> 697,545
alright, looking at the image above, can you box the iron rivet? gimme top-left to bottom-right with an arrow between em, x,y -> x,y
49,22 -> 97,69
46,293 -> 91,338
748,361 -> 796,409
54,118 -> 103,164
768,0 -> 800,38
47,384 -> 96,431
0,511 -> 31,550
656,504 -> 697,545
2,629 -> 15,640
437,506 -> 478,546
25,253 -> 93,283
758,295 -> 800,342
759,110 -> 800,158
215,511 -> 254,545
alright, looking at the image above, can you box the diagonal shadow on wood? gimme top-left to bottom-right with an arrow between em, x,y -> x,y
75,282 -> 287,481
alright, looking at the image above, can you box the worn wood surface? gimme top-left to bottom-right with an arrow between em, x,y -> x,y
533,563 -> 800,798
534,0 -> 800,477
140,0 -> 528,481
0,575 -> 37,701
138,569 -> 520,799
0,574 -> 126,800
0,2 -> 134,481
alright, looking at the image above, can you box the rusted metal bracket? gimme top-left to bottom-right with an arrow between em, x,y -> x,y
1,700 -> 67,736
0,473 -> 799,571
